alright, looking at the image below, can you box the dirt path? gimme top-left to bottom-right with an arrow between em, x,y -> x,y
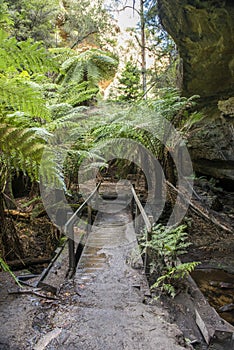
42,204 -> 188,350
0,201 -> 190,349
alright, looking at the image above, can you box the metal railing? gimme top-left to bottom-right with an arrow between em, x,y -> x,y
131,185 -> 152,274
65,181 -> 101,277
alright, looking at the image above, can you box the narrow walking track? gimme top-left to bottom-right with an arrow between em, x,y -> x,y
42,194 -> 188,350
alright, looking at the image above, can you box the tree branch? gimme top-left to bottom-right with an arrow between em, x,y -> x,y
134,34 -> 152,51
117,5 -> 140,16
70,30 -> 98,49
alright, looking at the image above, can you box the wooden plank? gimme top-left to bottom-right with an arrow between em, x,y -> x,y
7,257 -> 51,269
195,308 -> 211,344
187,274 -> 234,345
33,328 -> 62,350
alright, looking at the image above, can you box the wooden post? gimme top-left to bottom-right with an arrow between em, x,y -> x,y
144,227 -> 152,275
87,205 -> 92,234
135,203 -> 140,233
67,211 -> 75,274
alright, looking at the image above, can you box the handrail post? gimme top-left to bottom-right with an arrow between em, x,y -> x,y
135,203 -> 140,233
131,185 -> 152,275
144,227 -> 152,275
144,215 -> 154,275
64,181 -> 102,278
87,205 -> 92,234
67,211 -> 75,275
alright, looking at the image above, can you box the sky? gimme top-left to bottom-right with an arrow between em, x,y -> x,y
104,0 -> 140,30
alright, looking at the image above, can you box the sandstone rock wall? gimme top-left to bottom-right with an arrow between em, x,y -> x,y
158,0 -> 234,99
158,0 -> 234,181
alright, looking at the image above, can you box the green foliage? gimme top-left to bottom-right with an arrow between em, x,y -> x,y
57,48 -> 118,87
117,62 -> 142,101
0,35 -> 57,74
0,77 -> 50,120
148,88 -> 199,121
6,0 -> 59,46
0,28 -> 61,194
59,81 -> 99,107
0,27 -> 58,122
144,0 -> 176,56
89,90 -> 200,162
59,0 -> 114,49
52,48 -> 118,106
152,261 -> 200,298
0,0 -> 13,31
140,224 -> 200,298
110,1 -> 177,92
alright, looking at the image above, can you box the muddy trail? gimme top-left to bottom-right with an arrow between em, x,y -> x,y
0,179 -> 234,349
0,197 -> 188,350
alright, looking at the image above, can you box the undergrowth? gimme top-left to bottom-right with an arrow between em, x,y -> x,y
140,224 -> 200,298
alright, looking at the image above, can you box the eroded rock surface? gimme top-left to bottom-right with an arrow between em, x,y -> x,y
158,0 -> 234,181
187,103 -> 234,180
158,0 -> 234,99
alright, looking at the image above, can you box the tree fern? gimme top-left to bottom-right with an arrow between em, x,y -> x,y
56,48 -> 118,87
0,29 -> 61,191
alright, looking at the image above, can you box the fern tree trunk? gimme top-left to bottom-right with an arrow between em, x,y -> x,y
4,179 -> 17,209
0,194 -> 5,258
0,193 -> 23,260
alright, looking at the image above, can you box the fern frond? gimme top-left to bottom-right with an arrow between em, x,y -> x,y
0,31 -> 58,74
57,48 -> 118,87
0,76 -> 50,119
59,81 -> 99,107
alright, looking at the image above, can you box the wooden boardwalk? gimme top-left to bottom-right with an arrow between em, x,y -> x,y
49,196 -> 187,350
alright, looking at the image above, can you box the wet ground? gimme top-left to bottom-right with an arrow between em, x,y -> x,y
192,269 -> 234,326
0,180 -> 233,349
40,201 -> 188,349
0,197 -> 189,350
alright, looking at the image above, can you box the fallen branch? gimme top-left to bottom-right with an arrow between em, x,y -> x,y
4,209 -> 31,219
6,257 -> 51,269
166,181 -> 233,234
8,287 -> 59,300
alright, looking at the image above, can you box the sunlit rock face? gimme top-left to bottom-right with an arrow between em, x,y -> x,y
158,0 -> 234,182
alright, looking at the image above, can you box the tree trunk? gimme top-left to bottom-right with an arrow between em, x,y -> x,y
4,178 -> 17,209
0,194 -> 23,260
29,181 -> 39,198
140,0 -> 147,97
0,195 -> 5,257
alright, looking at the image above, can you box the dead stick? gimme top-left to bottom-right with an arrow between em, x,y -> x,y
7,257 -> 51,269
166,181 -> 233,234
8,288 -> 59,300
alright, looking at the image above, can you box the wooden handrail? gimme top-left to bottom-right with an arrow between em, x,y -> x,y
131,185 -> 152,232
64,181 -> 101,235
131,185 -> 152,274
65,181 -> 102,276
